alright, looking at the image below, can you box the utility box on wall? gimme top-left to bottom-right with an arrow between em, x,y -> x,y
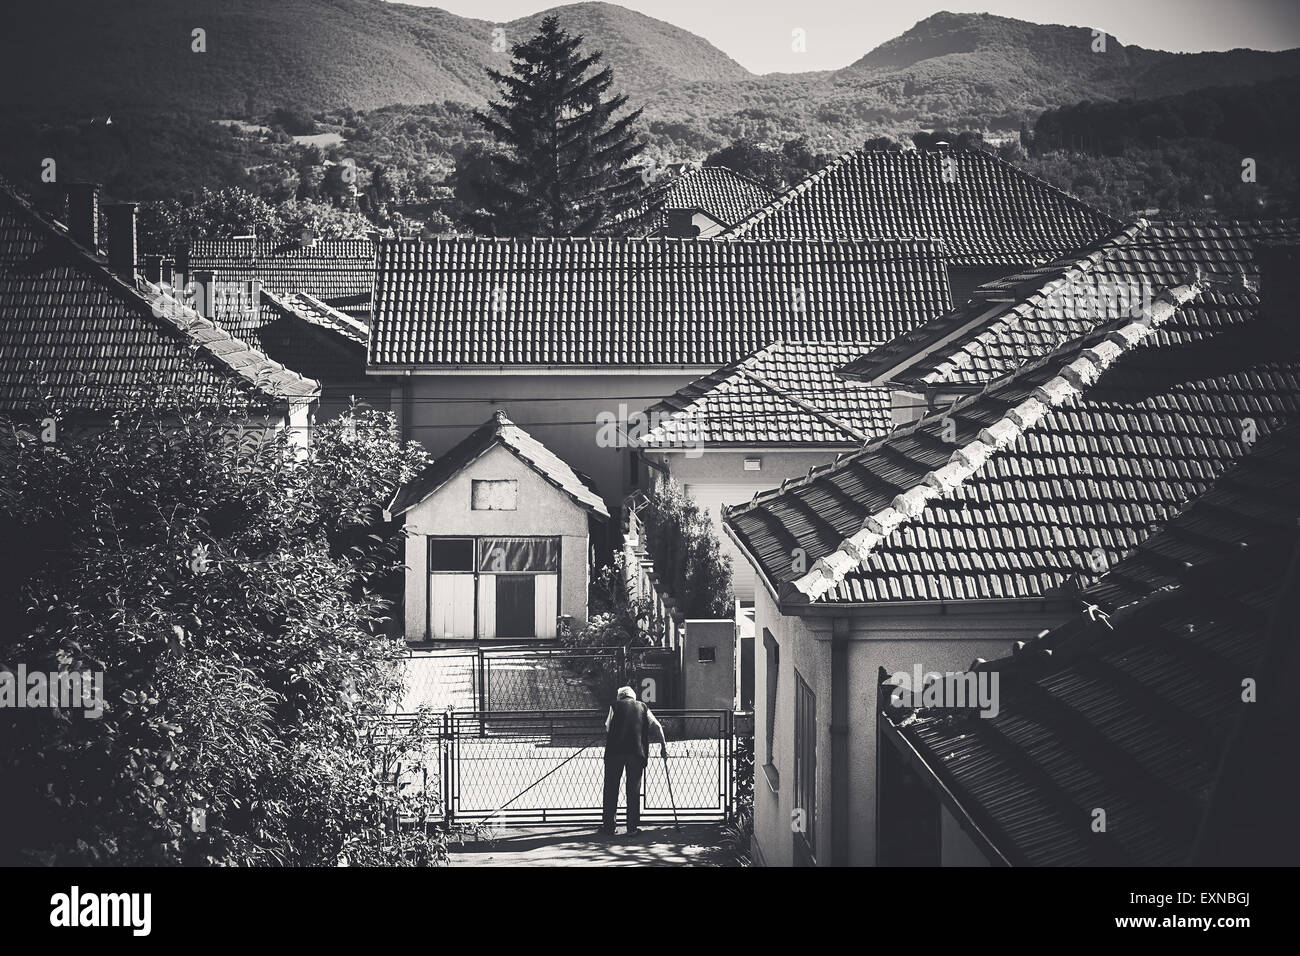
683,619 -> 736,710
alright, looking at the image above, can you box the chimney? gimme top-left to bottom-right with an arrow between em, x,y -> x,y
1256,240 -> 1300,345
64,182 -> 100,251
160,257 -> 175,287
176,241 -> 191,285
143,254 -> 163,284
104,203 -> 138,280
664,209 -> 700,239
192,269 -> 216,319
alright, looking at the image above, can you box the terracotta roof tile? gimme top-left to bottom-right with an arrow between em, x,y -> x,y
724,149 -> 1120,267
884,424 -> 1300,866
614,166 -> 776,235
725,275 -> 1300,605
638,341 -> 891,448
0,185 -> 319,414
846,219 -> 1300,387
369,237 -> 951,368
186,237 -> 376,318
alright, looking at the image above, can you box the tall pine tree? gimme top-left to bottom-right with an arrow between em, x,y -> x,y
473,16 -> 645,236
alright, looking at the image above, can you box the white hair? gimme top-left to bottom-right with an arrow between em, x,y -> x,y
616,685 -> 636,700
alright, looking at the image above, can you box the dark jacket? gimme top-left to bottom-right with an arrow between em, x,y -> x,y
605,697 -> 650,762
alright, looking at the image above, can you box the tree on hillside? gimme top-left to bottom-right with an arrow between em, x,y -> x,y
0,402 -> 444,866
704,137 -> 836,191
862,135 -> 905,151
471,15 -> 645,236
138,186 -> 373,253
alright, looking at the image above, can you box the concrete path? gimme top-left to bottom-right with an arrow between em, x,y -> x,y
448,823 -> 740,867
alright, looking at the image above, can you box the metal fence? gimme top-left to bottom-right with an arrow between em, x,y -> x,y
403,645 -> 680,714
378,708 -> 735,827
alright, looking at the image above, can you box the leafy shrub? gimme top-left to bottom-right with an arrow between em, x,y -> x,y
0,401 -> 448,866
637,482 -> 733,619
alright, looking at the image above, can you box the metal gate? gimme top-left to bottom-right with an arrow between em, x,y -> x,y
388,709 -> 734,826
402,645 -> 681,713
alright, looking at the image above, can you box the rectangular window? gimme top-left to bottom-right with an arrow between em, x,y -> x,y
471,479 -> 518,510
477,537 -> 559,572
793,670 -> 817,863
428,537 -> 474,572
697,646 -> 716,663
763,628 -> 780,790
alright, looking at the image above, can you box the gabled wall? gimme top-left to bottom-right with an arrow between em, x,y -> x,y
395,371 -> 703,521
401,443 -> 593,641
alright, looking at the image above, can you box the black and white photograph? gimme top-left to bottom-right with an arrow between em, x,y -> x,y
0,0 -> 1296,931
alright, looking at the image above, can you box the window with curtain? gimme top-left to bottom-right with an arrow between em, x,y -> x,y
476,537 -> 559,573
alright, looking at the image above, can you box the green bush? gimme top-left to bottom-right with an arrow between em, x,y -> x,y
0,401 -> 448,866
638,482 -> 733,619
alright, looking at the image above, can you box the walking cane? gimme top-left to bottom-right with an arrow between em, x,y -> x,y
661,743 -> 680,831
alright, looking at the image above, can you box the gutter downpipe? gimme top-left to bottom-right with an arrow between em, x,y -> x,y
831,615 -> 850,866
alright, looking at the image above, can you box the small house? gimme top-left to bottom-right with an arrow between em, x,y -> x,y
388,411 -> 609,643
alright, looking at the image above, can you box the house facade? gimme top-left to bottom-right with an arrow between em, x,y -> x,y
0,181 -> 319,435
636,340 -> 895,601
389,411 -> 608,643
879,423 -> 1300,866
369,236 -> 953,520
724,236 -> 1300,865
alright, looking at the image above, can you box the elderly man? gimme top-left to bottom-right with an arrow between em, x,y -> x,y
598,685 -> 668,836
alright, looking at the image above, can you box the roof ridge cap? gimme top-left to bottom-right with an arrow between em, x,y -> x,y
774,279 -> 1206,603
723,148 -> 857,236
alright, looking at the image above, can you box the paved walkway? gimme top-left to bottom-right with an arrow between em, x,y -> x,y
398,648 -> 603,713
448,823 -> 740,867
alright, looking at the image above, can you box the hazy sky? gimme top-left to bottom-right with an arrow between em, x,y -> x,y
394,0 -> 1300,73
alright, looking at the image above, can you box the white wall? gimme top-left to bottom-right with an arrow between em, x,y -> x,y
395,372 -> 703,521
653,449 -> 855,601
401,443 -> 593,641
750,586 -> 1070,866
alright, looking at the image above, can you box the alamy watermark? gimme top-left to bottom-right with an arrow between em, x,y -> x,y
595,403 -> 704,458
888,663 -> 1000,718
1,664 -> 104,718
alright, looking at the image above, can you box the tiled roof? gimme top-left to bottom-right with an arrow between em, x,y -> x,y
272,292 -> 369,347
638,341 -> 891,448
614,166 -> 776,235
369,237 -> 952,369
845,219 -> 1300,388
724,278 -> 1300,605
724,149 -> 1121,268
0,185 -> 319,414
883,424 -> 1300,866
186,237 -> 376,317
388,410 -> 609,519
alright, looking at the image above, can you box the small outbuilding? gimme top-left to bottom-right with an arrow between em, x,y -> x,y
388,411 -> 609,643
